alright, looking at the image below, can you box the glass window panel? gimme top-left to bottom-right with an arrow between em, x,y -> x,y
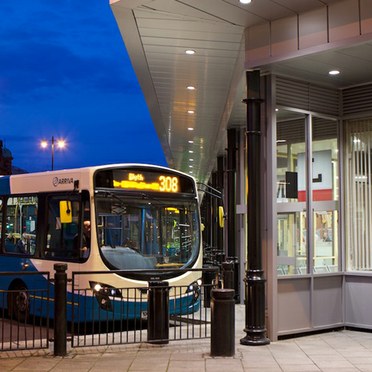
313,210 -> 338,272
96,193 -> 200,270
312,118 -> 339,272
5,196 -> 37,255
276,117 -> 306,203
312,118 -> 339,202
277,212 -> 307,275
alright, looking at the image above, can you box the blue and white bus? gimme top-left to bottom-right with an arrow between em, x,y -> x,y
0,164 -> 202,322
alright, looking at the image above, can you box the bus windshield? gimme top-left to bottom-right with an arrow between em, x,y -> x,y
95,192 -> 200,271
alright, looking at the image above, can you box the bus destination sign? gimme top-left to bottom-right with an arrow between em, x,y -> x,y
95,168 -> 195,194
113,172 -> 179,193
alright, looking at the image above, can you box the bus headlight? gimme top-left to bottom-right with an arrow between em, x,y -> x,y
89,281 -> 122,311
89,281 -> 122,298
185,280 -> 201,303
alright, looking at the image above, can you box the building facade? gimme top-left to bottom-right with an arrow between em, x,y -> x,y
0,140 -> 13,175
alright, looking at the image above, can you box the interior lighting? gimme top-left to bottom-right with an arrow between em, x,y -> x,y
187,110 -> 195,114
189,150 -> 194,153
185,49 -> 195,55
240,0 -> 252,3
189,159 -> 194,161
329,70 -> 340,76
188,127 -> 194,131
187,86 -> 195,90
188,140 -> 194,144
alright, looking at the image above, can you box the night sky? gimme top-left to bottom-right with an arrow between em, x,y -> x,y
0,0 -> 167,173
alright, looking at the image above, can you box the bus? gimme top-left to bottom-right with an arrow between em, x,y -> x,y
0,164 -> 202,322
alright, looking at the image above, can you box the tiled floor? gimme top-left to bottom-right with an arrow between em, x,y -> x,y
2,306 -> 372,371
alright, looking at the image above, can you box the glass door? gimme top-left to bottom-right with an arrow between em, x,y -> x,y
276,111 -> 339,275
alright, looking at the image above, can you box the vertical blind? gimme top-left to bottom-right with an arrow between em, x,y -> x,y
345,119 -> 372,270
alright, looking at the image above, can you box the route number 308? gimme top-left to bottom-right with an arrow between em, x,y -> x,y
159,176 -> 179,192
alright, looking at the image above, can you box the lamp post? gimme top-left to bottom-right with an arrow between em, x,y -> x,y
40,136 -> 66,170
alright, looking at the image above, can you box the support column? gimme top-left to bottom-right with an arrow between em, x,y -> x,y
211,171 -> 218,250
227,128 -> 236,259
227,128 -> 239,301
240,70 -> 270,346
216,156 -> 225,252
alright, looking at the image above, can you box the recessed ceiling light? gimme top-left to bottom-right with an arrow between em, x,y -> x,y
188,140 -> 194,144
189,165 -> 193,168
188,127 -> 194,131
275,108 -> 279,112
187,110 -> 194,114
189,150 -> 194,153
329,70 -> 340,76
185,49 -> 195,55
240,0 -> 252,3
189,158 -> 194,161
187,86 -> 195,90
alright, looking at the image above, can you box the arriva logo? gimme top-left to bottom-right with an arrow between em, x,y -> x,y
52,177 -> 74,187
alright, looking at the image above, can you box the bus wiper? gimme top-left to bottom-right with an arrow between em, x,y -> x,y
96,189 -> 126,205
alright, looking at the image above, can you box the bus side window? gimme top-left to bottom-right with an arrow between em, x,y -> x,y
4,196 -> 37,255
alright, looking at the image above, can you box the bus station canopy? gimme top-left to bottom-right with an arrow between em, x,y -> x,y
111,0 -> 372,184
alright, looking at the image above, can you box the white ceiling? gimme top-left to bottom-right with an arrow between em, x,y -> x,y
111,0 -> 372,185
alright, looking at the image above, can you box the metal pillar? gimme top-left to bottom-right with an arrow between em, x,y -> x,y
227,128 -> 239,301
202,186 -> 212,248
51,136 -> 55,171
216,156 -> 224,252
211,171 -> 218,250
227,128 -> 236,258
240,70 -> 270,346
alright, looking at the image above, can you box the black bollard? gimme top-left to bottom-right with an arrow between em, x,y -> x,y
203,267 -> 217,308
221,261 -> 234,290
54,263 -> 67,356
147,281 -> 169,344
210,288 -> 235,357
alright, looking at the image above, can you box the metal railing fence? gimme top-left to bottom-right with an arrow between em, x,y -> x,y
0,267 -> 224,352
70,268 -> 218,348
0,271 -> 50,351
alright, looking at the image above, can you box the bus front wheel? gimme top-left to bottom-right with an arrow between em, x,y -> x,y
8,284 -> 29,322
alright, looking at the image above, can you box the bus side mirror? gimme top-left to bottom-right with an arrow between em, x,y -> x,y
218,206 -> 225,228
60,201 -> 72,223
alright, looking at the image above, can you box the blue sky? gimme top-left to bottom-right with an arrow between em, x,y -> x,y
0,0 -> 167,172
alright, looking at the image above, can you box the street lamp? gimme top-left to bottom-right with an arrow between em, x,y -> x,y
40,136 -> 66,170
